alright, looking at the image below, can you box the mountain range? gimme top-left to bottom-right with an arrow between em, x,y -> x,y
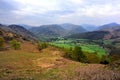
29,24 -> 66,40
98,23 -> 120,30
0,22 -> 120,41
67,22 -> 120,40
81,24 -> 97,31
60,23 -> 87,35
19,24 -> 33,30
29,23 -> 87,40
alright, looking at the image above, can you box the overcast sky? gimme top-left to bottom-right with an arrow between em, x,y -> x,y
0,0 -> 120,26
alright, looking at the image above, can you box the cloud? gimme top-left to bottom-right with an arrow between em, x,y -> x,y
0,0 -> 120,25
75,4 -> 120,17
12,0 -> 61,15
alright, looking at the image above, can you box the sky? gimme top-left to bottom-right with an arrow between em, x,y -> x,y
0,0 -> 120,26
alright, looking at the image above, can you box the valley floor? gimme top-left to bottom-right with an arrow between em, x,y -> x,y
0,42 -> 120,80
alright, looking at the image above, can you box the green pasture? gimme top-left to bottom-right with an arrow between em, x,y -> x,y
50,39 -> 106,58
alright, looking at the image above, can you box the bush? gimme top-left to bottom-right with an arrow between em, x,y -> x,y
100,55 -> 109,64
0,37 -> 5,50
63,48 -> 72,58
37,42 -> 48,51
10,39 -> 21,50
84,52 -> 100,63
71,46 -> 87,62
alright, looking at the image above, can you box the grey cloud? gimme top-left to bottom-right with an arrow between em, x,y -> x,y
0,0 -> 20,11
0,0 -> 120,25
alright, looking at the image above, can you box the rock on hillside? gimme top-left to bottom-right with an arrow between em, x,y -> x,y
0,27 -> 22,41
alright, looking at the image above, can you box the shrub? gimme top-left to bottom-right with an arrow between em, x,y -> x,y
100,55 -> 109,64
10,39 -> 21,50
37,42 -> 48,51
71,46 -> 87,62
69,47 -> 73,51
63,48 -> 72,58
84,52 -> 100,63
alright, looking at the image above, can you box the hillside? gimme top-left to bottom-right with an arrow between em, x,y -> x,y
67,23 -> 120,40
0,27 -> 22,41
29,24 -> 66,41
0,42 -> 120,80
61,23 -> 87,35
0,0 -> 120,79
98,22 -> 120,32
29,24 -> 87,41
99,23 -> 120,39
67,30 -> 120,40
19,24 -> 32,30
0,24 -> 37,41
81,24 -> 98,31
68,26 -> 87,35
67,31 -> 112,40
0,22 -> 120,80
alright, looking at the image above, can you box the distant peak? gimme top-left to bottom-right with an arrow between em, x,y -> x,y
107,22 -> 120,25
61,23 -> 74,25
101,22 -> 120,27
8,24 -> 26,29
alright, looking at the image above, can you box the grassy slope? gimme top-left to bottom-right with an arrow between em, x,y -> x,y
0,42 -> 120,80
50,42 -> 106,58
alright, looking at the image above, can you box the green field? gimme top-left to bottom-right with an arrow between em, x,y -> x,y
50,39 -> 106,58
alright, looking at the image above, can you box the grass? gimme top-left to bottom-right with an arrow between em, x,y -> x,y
0,51 -> 42,79
33,61 -> 120,80
81,45 -> 106,58
0,41 -> 119,80
0,46 -> 67,79
50,42 -> 106,58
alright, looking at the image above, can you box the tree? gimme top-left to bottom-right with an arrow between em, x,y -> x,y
63,47 -> 73,58
71,46 -> 86,62
0,37 -> 5,50
84,52 -> 100,63
100,55 -> 109,64
37,42 -> 48,51
10,39 -> 21,50
69,47 -> 73,51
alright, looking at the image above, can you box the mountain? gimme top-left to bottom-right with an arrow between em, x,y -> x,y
98,22 -> 120,31
0,25 -> 24,41
67,31 -> 112,40
67,26 -> 87,35
0,24 -> 37,41
67,24 -> 120,40
0,27 -> 14,39
8,25 -> 37,41
19,24 -> 33,30
97,22 -> 120,39
29,23 -> 87,41
81,24 -> 98,31
29,24 -> 66,40
60,23 -> 78,30
110,28 -> 120,39
60,23 -> 87,35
